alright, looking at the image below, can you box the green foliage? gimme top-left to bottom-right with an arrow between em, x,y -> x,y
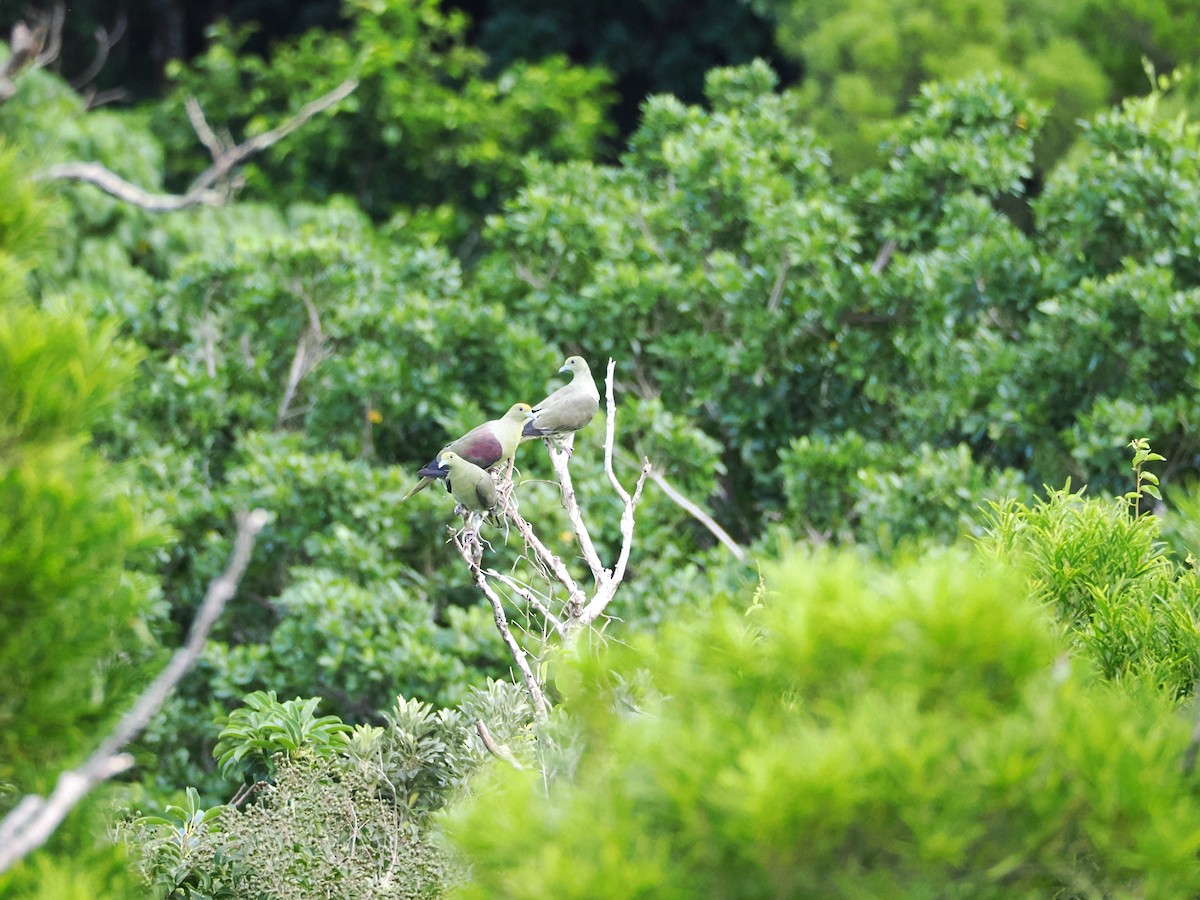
469,0 -> 782,137
448,551 -> 1200,897
750,0 -> 1197,172
1124,436 -> 1166,513
154,0 -> 615,224
10,20 -> 1200,894
781,434 -> 1029,550
126,756 -> 453,899
0,138 -> 156,897
127,683 -> 536,897
978,481 -> 1200,696
214,691 -> 352,779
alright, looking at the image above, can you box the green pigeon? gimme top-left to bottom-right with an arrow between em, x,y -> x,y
403,402 -> 533,500
438,450 -> 499,515
522,356 -> 599,442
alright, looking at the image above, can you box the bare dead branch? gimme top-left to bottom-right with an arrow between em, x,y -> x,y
275,293 -> 328,429
188,78 -> 358,196
36,79 -> 358,210
514,262 -> 546,291
0,4 -> 63,101
507,501 -> 588,617
32,2 -> 64,68
0,509 -> 269,875
452,526 -> 549,721
634,211 -> 668,264
70,13 -> 127,91
546,435 -> 607,584
186,95 -> 228,160
483,568 -> 567,638
36,161 -> 226,210
767,251 -> 790,312
871,238 -> 898,276
644,466 -> 747,563
580,455 -> 650,628
475,720 -> 526,769
229,779 -> 268,808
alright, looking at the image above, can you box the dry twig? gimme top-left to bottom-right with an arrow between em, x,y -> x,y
0,509 -> 269,875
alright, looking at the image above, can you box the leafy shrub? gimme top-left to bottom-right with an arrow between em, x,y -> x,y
978,483 -> 1200,695
126,683 -> 537,898
447,550 -> 1200,897
780,433 -> 1029,550
0,141 -> 157,897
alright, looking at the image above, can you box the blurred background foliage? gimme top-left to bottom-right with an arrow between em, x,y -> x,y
4,0 -> 1200,894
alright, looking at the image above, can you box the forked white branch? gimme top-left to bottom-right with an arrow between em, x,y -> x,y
453,359 -> 650,715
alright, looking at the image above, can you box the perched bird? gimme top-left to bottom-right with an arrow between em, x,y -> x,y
523,356 -> 600,443
437,450 -> 498,516
402,402 -> 534,500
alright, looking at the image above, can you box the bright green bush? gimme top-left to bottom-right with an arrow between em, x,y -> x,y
0,136 -> 156,899
979,483 -> 1200,696
447,550 -> 1200,897
781,434 -> 1029,550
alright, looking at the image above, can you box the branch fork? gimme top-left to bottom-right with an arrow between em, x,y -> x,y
454,359 -> 651,718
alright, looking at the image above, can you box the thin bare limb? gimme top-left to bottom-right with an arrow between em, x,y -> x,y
514,262 -> 546,291
0,509 -> 269,875
186,95 -> 228,159
37,79 -> 358,210
36,162 -> 226,210
275,293 -> 327,429
871,238 -> 898,276
645,466 -> 746,563
483,568 -> 567,639
452,527 -> 549,720
32,2 -> 64,68
70,13 -> 127,91
0,5 -> 63,101
579,456 -> 650,627
188,78 -> 358,197
767,251 -> 790,312
546,435 -> 607,584
506,498 -> 588,616
634,211 -> 668,264
475,720 -> 526,769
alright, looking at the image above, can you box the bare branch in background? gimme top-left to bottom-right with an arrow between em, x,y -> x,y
37,79 -> 358,210
185,95 -> 229,160
275,292 -> 328,429
0,509 -> 269,875
643,465 -> 747,563
0,3 -> 64,102
475,720 -> 526,770
70,12 -> 127,101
